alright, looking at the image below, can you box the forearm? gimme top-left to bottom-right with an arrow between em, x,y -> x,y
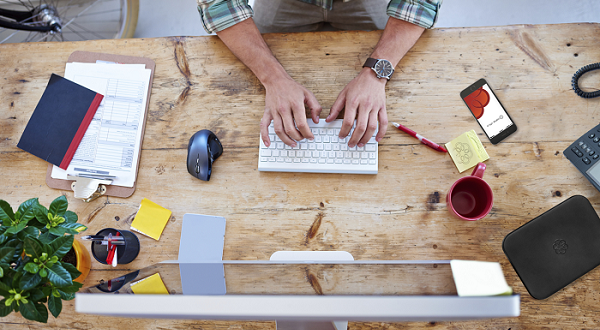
370,17 -> 425,67
216,18 -> 289,87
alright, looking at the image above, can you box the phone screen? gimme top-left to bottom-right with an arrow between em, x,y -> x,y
462,82 -> 515,142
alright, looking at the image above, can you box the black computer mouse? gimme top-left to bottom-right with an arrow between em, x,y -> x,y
187,130 -> 223,181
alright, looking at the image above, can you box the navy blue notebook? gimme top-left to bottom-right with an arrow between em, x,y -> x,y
18,74 -> 103,169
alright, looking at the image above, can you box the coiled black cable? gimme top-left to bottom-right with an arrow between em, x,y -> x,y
572,62 -> 600,98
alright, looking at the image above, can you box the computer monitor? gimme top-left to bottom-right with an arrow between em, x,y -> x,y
76,260 -> 520,327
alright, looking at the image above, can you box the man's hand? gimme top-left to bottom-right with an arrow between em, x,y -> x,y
327,67 -> 388,148
260,76 -> 322,147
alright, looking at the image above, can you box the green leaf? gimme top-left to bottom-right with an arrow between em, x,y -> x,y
17,198 -> 39,223
0,247 -> 15,264
37,232 -> 53,245
20,272 -> 42,290
0,200 -> 14,225
23,262 -> 39,274
19,300 -> 48,323
59,281 -> 83,294
49,196 -> 68,217
48,226 -> 67,237
29,289 -> 45,303
17,226 -> 40,241
57,290 -> 75,301
63,211 -> 78,224
0,299 -> 13,317
47,295 -> 62,318
23,237 -> 44,259
46,263 -> 72,287
5,221 -> 28,235
0,276 -> 12,293
60,223 -> 87,234
50,235 -> 74,259
60,262 -> 81,281
34,205 -> 49,225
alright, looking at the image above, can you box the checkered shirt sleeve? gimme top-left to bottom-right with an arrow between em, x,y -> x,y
197,0 -> 254,33
387,0 -> 442,29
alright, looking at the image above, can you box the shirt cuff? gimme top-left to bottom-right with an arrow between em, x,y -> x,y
387,0 -> 442,29
197,0 -> 254,34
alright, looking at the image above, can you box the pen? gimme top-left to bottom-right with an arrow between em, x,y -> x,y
392,122 -> 448,153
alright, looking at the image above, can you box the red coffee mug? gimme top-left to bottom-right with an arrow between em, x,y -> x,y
447,162 -> 493,221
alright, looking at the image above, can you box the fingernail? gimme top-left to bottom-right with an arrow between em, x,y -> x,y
376,137 -> 382,142
358,143 -> 365,147
292,143 -> 297,147
349,144 -> 355,148
308,138 -> 314,142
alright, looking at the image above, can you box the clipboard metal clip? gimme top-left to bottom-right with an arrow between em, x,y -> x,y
68,175 -> 114,202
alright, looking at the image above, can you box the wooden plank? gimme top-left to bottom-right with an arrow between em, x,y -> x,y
1,23 -> 600,328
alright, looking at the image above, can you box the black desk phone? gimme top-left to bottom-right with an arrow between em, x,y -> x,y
564,123 -> 600,192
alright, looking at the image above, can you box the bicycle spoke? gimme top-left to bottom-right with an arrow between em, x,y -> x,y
0,28 -> 19,43
63,23 -> 86,39
60,0 -> 101,30
1,0 -> 135,43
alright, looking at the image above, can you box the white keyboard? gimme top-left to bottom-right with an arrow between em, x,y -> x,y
258,119 -> 378,174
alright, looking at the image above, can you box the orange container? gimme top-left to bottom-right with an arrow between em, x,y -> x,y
72,238 -> 91,283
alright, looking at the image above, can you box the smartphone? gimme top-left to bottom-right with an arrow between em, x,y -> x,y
460,78 -> 517,144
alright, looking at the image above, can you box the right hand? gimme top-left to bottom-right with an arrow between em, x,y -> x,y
260,76 -> 322,147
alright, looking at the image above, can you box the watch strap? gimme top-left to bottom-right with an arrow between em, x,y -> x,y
363,57 -> 378,68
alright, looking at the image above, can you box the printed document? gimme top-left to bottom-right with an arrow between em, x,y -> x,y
51,62 -> 151,187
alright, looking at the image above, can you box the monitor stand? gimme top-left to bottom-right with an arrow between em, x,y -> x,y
270,251 -> 354,330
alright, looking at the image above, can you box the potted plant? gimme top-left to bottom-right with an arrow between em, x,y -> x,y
0,196 -> 88,323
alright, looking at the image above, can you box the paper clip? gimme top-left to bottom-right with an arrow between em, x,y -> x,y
68,174 -> 114,202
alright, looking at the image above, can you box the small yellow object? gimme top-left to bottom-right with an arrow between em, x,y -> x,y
130,273 -> 169,294
445,130 -> 490,173
130,198 -> 172,240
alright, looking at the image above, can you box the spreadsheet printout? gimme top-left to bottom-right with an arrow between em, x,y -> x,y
51,62 -> 152,187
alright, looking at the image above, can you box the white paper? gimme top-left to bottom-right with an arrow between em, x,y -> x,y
450,260 -> 513,297
51,62 -> 151,187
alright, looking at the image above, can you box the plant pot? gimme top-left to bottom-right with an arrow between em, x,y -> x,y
72,238 -> 91,283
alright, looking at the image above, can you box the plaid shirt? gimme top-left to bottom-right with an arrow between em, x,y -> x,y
197,0 -> 442,33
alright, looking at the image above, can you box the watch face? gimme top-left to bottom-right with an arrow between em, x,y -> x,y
374,59 -> 393,78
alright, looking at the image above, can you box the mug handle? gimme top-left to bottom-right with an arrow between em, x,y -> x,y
471,162 -> 486,178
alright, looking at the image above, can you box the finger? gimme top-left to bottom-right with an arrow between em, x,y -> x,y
260,111 -> 273,147
281,105 -> 306,146
339,98 -> 357,140
328,90 -> 346,123
272,112 -> 297,147
348,105 -> 369,147
291,99 -> 313,141
358,109 -> 379,146
305,90 -> 322,124
375,107 -> 388,142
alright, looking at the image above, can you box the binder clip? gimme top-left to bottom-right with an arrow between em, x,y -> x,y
68,175 -> 114,202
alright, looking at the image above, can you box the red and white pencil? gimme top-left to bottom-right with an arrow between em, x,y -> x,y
392,122 -> 447,153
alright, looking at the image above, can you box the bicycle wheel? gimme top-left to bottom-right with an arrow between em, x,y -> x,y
0,0 -> 139,44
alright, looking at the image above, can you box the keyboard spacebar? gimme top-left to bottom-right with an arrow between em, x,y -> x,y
258,162 -> 377,174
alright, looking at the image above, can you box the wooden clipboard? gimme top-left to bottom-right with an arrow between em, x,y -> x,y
45,51 -> 155,198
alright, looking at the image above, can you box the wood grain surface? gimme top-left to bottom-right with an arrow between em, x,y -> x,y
1,23 -> 600,329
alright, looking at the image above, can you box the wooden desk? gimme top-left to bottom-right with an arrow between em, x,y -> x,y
1,23 -> 600,329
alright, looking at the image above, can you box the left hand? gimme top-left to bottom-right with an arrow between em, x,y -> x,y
327,67 -> 388,147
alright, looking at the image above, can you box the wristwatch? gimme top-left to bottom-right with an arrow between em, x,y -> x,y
363,58 -> 394,80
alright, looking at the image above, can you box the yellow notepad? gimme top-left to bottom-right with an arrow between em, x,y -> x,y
445,130 -> 490,173
130,273 -> 169,294
130,198 -> 172,240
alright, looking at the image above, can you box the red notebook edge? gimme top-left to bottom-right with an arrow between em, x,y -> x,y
58,93 -> 104,170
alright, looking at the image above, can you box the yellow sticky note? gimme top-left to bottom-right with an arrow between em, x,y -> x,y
130,198 -> 172,240
445,130 -> 490,173
130,273 -> 169,294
